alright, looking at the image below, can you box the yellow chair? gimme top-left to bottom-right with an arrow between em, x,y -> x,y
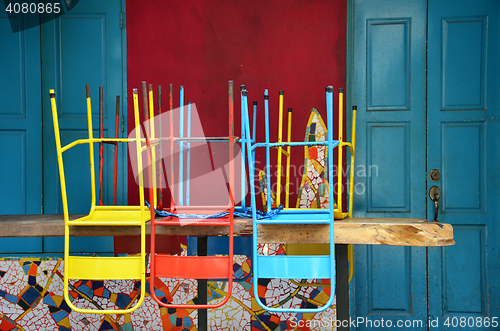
50,86 -> 149,314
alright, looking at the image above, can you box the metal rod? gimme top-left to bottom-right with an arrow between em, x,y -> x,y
285,108 -> 292,208
252,140 -> 336,148
337,88 -> 344,217
252,101 -> 257,143
179,86 -> 184,206
197,236 -> 208,331
158,86 -> 163,209
240,85 -> 246,209
252,101 -> 257,178
244,88 -> 261,312
142,81 -> 148,122
148,84 -> 157,208
276,90 -> 284,206
229,80 -> 235,207
348,106 -> 357,218
169,84 -> 175,212
113,95 -> 120,206
326,86 -> 336,305
186,101 -> 191,206
264,90 -> 272,213
99,86 -> 104,206
86,85 -> 96,215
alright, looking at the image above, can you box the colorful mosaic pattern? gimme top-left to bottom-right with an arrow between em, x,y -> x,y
297,108 -> 332,210
0,249 -> 335,330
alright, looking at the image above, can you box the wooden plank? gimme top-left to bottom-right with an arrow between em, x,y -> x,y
0,215 -> 454,246
0,215 -> 251,238
257,218 -> 455,246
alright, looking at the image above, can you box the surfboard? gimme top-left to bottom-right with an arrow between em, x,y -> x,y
296,108 -> 340,216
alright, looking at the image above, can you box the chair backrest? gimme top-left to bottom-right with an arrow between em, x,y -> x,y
50,86 -> 148,314
143,81 -> 237,309
243,86 -> 338,313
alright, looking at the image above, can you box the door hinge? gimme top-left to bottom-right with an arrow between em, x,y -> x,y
121,115 -> 125,132
120,12 -> 123,29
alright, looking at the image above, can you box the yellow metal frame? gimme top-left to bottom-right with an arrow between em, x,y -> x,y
276,92 -> 284,206
285,109 -> 292,208
281,89 -> 357,282
50,87 -> 149,314
148,85 -> 158,208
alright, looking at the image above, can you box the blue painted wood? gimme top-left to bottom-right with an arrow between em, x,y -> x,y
366,18 -> 411,111
0,7 -> 42,253
41,0 -> 125,253
366,123 -> 410,211
351,0 -> 427,329
367,246 -> 412,313
427,0 -> 499,327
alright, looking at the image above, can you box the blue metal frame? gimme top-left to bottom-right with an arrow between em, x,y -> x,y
178,86 -> 184,206
239,86 -> 247,211
186,101 -> 191,206
244,86 -> 338,313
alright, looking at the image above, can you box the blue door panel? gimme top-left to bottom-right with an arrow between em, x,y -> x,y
366,122 -> 410,212
442,225 -> 487,315
427,1 -> 499,326
0,131 -> 28,214
41,0 -> 124,254
366,19 -> 411,111
367,246 -> 412,313
351,0 -> 427,328
441,17 -> 487,110
441,123 -> 485,212
0,6 -> 42,253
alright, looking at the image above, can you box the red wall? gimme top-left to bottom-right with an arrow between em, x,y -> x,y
126,0 -> 346,210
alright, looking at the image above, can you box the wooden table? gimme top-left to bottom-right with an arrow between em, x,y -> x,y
0,215 -> 454,331
0,215 -> 454,246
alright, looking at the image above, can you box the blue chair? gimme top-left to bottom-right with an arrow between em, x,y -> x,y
243,86 -> 338,313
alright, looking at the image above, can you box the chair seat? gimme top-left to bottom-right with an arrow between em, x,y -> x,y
256,255 -> 332,279
69,205 -> 150,226
153,254 -> 231,279
335,210 -> 348,220
67,255 -> 143,280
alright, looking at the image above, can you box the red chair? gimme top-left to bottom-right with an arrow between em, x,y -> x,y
140,82 -> 237,309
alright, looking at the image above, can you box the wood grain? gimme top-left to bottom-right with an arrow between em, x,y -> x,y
0,215 -> 453,246
257,218 -> 454,246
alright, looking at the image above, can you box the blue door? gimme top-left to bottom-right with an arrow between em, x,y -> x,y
350,0 -> 499,329
350,0 -> 428,328
41,0 -> 125,253
427,0 -> 500,328
0,6 -> 43,253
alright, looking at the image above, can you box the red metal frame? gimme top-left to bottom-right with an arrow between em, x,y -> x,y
146,81 -> 236,309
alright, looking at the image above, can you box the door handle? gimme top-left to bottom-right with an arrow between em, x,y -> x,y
429,186 -> 441,222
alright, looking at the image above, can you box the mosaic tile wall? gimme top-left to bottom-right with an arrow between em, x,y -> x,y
0,245 -> 336,331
